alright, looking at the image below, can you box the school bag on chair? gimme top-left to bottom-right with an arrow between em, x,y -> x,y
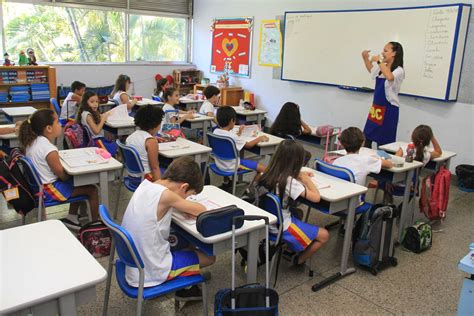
419,165 -> 451,221
63,121 -> 93,149
0,149 -> 36,216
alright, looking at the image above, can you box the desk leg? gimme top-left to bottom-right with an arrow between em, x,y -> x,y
246,229 -> 260,283
99,171 -> 109,209
203,121 -> 209,145
312,196 -> 357,292
59,293 -> 77,316
397,169 -> 415,242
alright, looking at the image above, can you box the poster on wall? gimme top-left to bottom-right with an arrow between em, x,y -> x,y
210,17 -> 253,78
258,20 -> 282,67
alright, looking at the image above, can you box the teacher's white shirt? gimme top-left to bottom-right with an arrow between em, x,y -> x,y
371,65 -> 405,107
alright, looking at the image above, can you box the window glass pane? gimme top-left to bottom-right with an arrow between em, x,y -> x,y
129,14 -> 187,62
3,2 -> 125,62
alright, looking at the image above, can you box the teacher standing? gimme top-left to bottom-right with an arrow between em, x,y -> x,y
361,42 -> 404,147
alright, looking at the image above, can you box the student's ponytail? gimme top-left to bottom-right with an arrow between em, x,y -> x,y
19,109 -> 55,149
411,125 -> 433,163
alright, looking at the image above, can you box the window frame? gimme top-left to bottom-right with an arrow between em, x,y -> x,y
0,0 -> 193,65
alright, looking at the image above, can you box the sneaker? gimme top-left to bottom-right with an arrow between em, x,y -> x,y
175,285 -> 202,302
60,218 -> 82,231
292,254 -> 305,267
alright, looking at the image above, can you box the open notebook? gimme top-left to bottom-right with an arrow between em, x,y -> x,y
172,195 -> 222,226
231,124 -> 261,141
106,104 -> 134,124
158,140 -> 191,151
59,148 -> 109,168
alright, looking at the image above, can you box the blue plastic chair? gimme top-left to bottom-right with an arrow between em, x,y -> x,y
51,97 -> 68,127
309,159 -> 372,220
18,156 -> 91,223
114,139 -> 164,218
99,205 -> 208,316
207,133 -> 253,195
260,192 -> 314,285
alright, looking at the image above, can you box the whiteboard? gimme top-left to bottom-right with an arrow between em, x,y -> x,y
281,4 -> 471,101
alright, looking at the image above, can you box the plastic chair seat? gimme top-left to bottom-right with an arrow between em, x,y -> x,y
44,194 -> 88,207
209,163 -> 252,177
124,176 -> 142,192
115,260 -> 205,300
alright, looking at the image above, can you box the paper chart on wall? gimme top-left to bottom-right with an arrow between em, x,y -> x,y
258,20 -> 282,67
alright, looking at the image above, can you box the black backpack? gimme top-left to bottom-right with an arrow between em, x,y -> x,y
0,150 -> 36,215
455,164 -> 474,191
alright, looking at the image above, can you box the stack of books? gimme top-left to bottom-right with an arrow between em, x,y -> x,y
0,90 -> 8,102
30,83 -> 50,101
9,86 -> 30,103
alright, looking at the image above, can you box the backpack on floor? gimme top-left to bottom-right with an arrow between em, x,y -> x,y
419,166 -> 451,221
402,221 -> 432,253
79,220 -> 112,258
0,150 -> 36,215
455,164 -> 474,192
352,204 -> 398,275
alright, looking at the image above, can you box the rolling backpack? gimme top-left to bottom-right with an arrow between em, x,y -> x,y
419,166 -> 451,221
0,150 -> 36,216
352,204 -> 398,275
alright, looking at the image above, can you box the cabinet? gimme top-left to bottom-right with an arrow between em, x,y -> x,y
0,66 -> 56,109
173,69 -> 201,95
193,84 -> 244,106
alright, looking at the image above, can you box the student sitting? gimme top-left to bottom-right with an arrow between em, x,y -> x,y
162,87 -> 194,127
257,139 -> 329,265
395,124 -> 442,166
199,85 -> 220,124
59,81 -> 86,121
121,156 -> 216,300
19,109 -> 99,229
269,101 -> 312,163
126,105 -> 164,181
154,78 -> 169,101
111,74 -> 137,112
213,106 -> 268,174
333,127 -> 393,187
77,91 -> 117,156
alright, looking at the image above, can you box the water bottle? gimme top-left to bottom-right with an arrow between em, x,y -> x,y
405,143 -> 415,162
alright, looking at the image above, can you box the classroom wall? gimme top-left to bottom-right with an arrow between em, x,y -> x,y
54,64 -> 195,98
192,0 -> 474,171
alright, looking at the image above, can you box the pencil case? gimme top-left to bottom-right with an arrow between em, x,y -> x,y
196,205 -> 244,237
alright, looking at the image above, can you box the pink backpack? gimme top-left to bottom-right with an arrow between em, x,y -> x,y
419,166 -> 451,221
315,125 -> 334,137
64,122 -> 93,149
322,127 -> 343,164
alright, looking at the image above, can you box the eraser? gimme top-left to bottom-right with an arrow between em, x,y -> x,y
96,148 -> 112,159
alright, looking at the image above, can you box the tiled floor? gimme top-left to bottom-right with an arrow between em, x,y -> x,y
1,144 -> 472,315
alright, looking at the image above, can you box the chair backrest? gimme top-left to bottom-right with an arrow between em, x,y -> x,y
207,133 -> 239,161
99,205 -> 144,268
260,192 -> 284,243
82,125 -> 94,147
50,98 -> 61,116
18,156 -> 42,195
116,140 -> 145,176
315,158 -> 355,183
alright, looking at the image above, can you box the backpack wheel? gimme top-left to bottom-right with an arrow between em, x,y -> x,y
390,257 -> 398,267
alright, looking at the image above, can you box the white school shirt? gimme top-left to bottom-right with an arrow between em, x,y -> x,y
199,100 -> 215,115
121,180 -> 172,287
333,153 -> 382,187
25,136 -> 58,184
399,144 -> 431,166
271,177 -> 306,234
81,111 -> 104,138
371,65 -> 405,107
113,90 -> 129,105
162,103 -> 178,125
126,129 -> 155,174
213,128 -> 247,172
59,92 -> 78,119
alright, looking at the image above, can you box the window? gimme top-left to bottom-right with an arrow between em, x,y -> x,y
1,2 -> 189,63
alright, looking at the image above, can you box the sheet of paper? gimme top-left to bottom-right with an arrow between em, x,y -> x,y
158,141 -> 190,151
172,195 -> 222,226
309,176 -> 331,190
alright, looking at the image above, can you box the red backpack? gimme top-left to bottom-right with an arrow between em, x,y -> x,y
419,166 -> 451,221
